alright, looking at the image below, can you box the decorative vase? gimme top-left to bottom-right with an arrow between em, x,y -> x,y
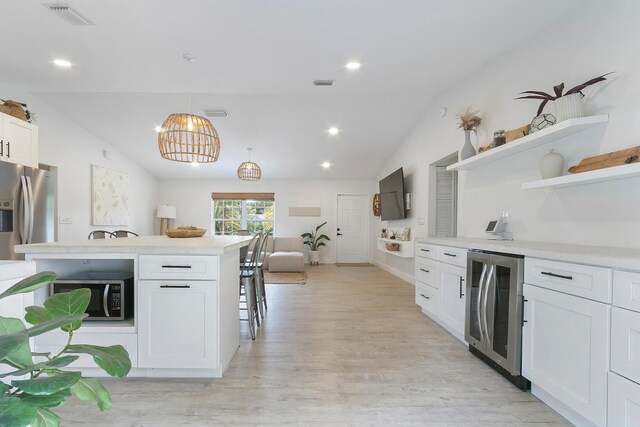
539,150 -> 565,179
309,250 -> 320,265
554,93 -> 584,122
460,130 -> 476,160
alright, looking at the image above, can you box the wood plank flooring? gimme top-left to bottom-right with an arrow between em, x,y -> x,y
56,265 -> 568,426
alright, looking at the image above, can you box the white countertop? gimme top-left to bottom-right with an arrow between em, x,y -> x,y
15,235 -> 253,256
0,260 -> 36,280
415,236 -> 640,270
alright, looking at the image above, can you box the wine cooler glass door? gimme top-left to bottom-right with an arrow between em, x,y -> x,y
465,253 -> 490,351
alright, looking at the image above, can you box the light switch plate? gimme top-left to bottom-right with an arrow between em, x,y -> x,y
59,216 -> 72,224
418,217 -> 426,225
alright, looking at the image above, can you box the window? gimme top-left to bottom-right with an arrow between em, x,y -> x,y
212,194 -> 274,235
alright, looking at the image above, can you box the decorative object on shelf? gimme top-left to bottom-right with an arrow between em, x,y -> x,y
0,99 -> 34,122
0,272 -> 132,426
157,204 -> 177,235
457,106 -> 481,160
237,147 -> 262,181
92,165 -> 130,226
492,130 -> 506,147
157,54 -> 221,164
385,242 -> 400,251
516,72 -> 612,120
381,228 -> 387,238
165,226 -> 207,238
530,113 -> 557,133
539,150 -> 565,179
372,193 -> 381,216
301,221 -> 330,265
389,230 -> 399,240
568,146 -> 640,174
400,228 -> 411,241
479,124 -> 529,153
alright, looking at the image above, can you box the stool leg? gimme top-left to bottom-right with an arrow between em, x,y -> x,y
260,267 -> 267,311
255,268 -> 265,319
241,277 -> 258,339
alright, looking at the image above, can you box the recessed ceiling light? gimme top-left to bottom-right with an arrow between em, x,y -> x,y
345,61 -> 361,71
322,162 -> 332,169
191,162 -> 200,168
327,127 -> 340,136
53,59 -> 72,68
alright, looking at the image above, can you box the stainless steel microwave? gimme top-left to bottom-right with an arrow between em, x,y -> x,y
51,274 -> 133,321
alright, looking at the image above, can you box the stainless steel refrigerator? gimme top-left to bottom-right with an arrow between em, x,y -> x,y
0,163 -> 56,260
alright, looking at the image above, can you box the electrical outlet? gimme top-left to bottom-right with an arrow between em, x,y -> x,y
59,216 -> 72,224
418,217 -> 426,225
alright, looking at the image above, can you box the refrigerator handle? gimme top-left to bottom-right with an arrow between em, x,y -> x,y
482,265 -> 495,344
19,176 -> 29,244
0,139 -> 3,157
26,176 -> 35,244
477,263 -> 488,343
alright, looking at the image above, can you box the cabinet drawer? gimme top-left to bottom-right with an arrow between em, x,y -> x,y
139,255 -> 218,280
415,282 -> 439,317
608,372 -> 640,427
611,307 -> 640,384
415,258 -> 438,288
524,258 -> 612,303
438,246 -> 467,268
416,243 -> 438,260
35,332 -> 138,368
613,270 -> 640,312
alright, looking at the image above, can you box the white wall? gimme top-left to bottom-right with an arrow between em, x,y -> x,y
158,178 -> 373,263
0,83 -> 159,241
374,1 -> 640,278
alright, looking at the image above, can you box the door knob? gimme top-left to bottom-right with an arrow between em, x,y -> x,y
337,233 -> 343,236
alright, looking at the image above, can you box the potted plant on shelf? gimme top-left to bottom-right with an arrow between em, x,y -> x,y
0,272 -> 131,426
389,230 -> 399,240
516,72 -> 612,122
301,221 -> 330,265
381,228 -> 387,238
457,106 -> 482,160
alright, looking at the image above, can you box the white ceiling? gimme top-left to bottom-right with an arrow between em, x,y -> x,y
1,0 -> 583,179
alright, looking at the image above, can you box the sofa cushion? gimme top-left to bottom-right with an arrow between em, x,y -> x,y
268,251 -> 304,273
274,237 -> 303,252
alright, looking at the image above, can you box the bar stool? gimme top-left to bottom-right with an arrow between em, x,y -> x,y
254,234 -> 269,317
239,233 -> 261,340
88,230 -> 116,239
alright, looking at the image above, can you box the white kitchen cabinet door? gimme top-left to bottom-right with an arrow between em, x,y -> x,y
608,372 -> 640,427
439,262 -> 466,338
138,280 -> 218,369
522,284 -> 609,427
1,113 -> 37,168
611,307 -> 640,384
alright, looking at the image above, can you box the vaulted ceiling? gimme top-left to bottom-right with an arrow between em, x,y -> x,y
1,0 -> 583,179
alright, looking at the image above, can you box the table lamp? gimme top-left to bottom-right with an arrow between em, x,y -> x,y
157,205 -> 176,235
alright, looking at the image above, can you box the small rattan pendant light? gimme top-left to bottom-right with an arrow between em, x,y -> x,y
237,148 -> 262,181
157,54 -> 221,164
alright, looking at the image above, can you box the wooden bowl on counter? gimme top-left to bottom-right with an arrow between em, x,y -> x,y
165,228 -> 207,238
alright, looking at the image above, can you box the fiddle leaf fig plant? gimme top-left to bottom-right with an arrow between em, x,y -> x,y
301,221 -> 331,251
0,272 -> 131,427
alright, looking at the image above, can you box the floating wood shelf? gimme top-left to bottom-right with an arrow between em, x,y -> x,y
522,162 -> 640,190
447,115 -> 609,171
377,238 -> 414,258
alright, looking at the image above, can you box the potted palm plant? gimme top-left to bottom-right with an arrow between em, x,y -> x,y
301,222 -> 330,265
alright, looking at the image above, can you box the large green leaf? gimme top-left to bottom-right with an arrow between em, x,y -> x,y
19,389 -> 70,409
24,306 -> 54,326
66,345 -> 131,377
12,372 -> 81,396
71,377 -> 112,411
32,406 -> 61,427
0,396 -> 38,427
25,314 -> 87,337
0,272 -> 56,300
43,288 -> 91,332
0,331 -> 29,361
0,317 -> 31,368
0,356 -> 79,379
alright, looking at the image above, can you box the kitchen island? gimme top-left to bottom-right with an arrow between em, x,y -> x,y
15,235 -> 252,378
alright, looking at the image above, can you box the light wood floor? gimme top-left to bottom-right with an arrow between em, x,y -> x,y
56,265 -> 568,426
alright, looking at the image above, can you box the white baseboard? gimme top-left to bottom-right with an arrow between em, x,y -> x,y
373,260 -> 414,285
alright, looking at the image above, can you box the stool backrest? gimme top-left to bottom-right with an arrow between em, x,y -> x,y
114,230 -> 138,238
88,230 -> 116,239
240,232 -> 261,265
257,234 -> 269,263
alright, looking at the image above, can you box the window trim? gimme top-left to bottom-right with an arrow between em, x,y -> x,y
212,198 -> 275,235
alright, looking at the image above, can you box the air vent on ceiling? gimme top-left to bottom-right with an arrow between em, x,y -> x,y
44,3 -> 95,25
203,109 -> 229,118
313,79 -> 335,87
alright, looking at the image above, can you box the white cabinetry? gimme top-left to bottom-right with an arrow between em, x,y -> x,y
608,372 -> 640,427
0,112 -> 38,168
522,283 -> 609,427
138,280 -> 217,368
439,262 -> 466,339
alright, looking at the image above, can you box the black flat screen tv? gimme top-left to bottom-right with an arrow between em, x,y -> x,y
379,167 -> 405,221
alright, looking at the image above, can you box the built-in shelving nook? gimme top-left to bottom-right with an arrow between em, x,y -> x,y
377,238 -> 414,258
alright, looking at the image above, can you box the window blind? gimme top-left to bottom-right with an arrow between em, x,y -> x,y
211,192 -> 275,201
435,167 -> 457,237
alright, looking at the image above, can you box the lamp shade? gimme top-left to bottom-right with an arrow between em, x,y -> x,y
157,205 -> 177,219
157,113 -> 220,163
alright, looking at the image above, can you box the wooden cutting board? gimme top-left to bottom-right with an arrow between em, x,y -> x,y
568,146 -> 640,173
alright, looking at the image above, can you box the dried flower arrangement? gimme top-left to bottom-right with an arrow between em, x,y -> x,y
457,106 -> 481,132
516,72 -> 613,115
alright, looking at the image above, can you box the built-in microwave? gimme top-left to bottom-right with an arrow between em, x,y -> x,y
51,273 -> 134,321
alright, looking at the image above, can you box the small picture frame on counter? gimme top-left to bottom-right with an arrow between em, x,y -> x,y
400,228 -> 411,241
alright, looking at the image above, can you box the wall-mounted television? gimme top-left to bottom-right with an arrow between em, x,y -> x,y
379,167 -> 406,221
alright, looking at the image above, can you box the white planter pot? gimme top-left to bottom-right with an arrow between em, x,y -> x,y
539,150 -> 565,179
554,93 -> 584,122
309,250 -> 320,265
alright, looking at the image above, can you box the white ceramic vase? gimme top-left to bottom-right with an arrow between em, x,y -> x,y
539,150 -> 565,179
554,93 -> 584,122
460,130 -> 476,160
309,250 -> 320,265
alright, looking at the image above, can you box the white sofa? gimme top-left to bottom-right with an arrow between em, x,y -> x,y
266,237 -> 304,272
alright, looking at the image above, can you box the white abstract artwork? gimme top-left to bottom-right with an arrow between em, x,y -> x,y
91,165 -> 130,225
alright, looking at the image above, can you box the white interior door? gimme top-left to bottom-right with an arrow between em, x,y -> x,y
336,194 -> 369,263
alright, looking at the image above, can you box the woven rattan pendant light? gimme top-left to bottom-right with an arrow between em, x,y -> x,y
237,148 -> 262,181
157,54 -> 221,164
